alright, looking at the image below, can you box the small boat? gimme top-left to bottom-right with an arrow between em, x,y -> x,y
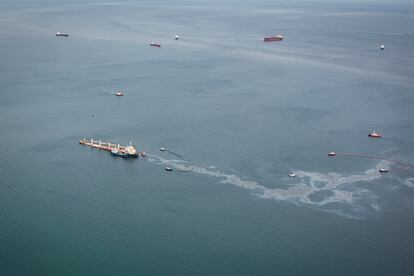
165,167 -> 173,171
379,168 -> 389,173
368,131 -> 381,138
115,91 -> 124,96
150,42 -> 161,47
264,35 -> 283,42
160,147 -> 166,152
328,152 -> 336,156
288,173 -> 296,177
174,35 -> 179,40
111,149 -> 129,158
56,32 -> 69,37
380,45 -> 385,50
140,152 -> 146,157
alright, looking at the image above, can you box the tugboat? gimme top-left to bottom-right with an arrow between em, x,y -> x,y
328,152 -> 336,157
115,91 -> 124,96
150,42 -> 161,47
368,131 -> 382,138
56,32 -> 69,37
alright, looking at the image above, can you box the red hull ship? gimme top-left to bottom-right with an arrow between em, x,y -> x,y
264,35 -> 283,42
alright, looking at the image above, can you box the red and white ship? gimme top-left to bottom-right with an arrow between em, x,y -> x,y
368,131 -> 381,138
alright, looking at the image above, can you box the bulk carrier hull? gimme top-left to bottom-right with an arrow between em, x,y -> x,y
79,138 -> 140,158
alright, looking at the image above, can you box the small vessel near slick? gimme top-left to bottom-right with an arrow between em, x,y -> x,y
56,32 -> 69,37
79,138 -> 142,158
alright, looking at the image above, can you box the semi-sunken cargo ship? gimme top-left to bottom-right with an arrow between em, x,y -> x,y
264,35 -> 283,42
79,138 -> 142,158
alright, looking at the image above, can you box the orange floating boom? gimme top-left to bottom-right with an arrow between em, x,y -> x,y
328,152 -> 407,167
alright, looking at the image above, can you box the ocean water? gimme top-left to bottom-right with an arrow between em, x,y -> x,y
1,0 -> 414,274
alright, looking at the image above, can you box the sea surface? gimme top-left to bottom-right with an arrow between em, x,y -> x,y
1,0 -> 414,274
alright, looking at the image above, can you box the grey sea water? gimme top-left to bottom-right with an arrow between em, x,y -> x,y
1,0 -> 414,274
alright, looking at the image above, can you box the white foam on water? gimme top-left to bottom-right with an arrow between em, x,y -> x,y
404,178 -> 414,188
148,155 -> 410,217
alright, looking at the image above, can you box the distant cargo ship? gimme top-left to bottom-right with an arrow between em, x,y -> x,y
150,42 -> 161,47
264,35 -> 283,42
56,32 -> 69,37
79,138 -> 142,158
